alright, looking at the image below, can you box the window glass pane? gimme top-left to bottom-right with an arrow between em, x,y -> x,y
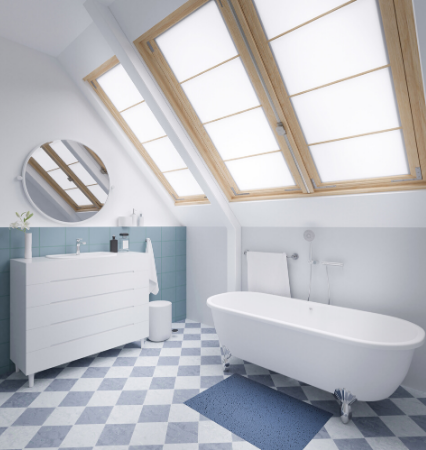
311,130 -> 409,182
66,189 -> 92,206
49,169 -> 76,190
97,64 -> 144,111
254,0 -> 348,39
69,162 -> 96,186
121,102 -> 166,143
164,169 -> 204,197
182,58 -> 260,123
156,1 -> 237,82
292,68 -> 400,144
226,152 -> 295,190
270,0 -> 388,94
88,185 -> 108,204
31,148 -> 58,171
205,108 -> 278,160
144,137 -> 187,172
50,141 -> 78,165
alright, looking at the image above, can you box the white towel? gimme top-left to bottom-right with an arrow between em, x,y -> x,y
146,238 -> 159,295
247,251 -> 291,297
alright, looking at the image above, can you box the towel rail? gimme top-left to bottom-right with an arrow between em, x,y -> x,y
244,250 -> 298,260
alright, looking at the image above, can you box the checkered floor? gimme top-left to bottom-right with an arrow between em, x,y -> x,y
0,319 -> 425,449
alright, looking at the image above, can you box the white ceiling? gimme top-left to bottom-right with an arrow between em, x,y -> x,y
0,0 -> 102,56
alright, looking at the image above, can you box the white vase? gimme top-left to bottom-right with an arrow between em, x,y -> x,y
25,233 -> 32,259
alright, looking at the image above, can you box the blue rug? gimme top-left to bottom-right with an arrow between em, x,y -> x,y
185,374 -> 332,450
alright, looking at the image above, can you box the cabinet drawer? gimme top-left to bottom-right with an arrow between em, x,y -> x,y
27,305 -> 148,353
25,252 -> 149,285
27,271 -> 148,308
26,321 -> 149,375
27,288 -> 149,330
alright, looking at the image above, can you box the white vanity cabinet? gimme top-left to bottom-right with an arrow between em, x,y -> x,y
10,252 -> 149,386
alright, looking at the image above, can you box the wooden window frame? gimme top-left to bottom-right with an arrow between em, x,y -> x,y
84,56 -> 209,206
134,0 -> 426,201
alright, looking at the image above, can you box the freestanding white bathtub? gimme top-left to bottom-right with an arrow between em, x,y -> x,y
207,292 -> 425,402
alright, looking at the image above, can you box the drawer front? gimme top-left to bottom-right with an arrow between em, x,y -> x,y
25,252 -> 149,285
27,271 -> 149,308
27,305 -> 149,352
27,288 -> 149,330
26,321 -> 149,375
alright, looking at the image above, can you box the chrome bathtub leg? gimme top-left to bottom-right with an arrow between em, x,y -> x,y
334,388 -> 357,424
221,345 -> 232,372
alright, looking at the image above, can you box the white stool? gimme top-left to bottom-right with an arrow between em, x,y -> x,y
149,300 -> 172,342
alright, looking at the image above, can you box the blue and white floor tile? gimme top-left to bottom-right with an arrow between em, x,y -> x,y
0,319 -> 425,449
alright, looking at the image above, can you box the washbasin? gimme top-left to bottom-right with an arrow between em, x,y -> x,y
45,252 -> 117,259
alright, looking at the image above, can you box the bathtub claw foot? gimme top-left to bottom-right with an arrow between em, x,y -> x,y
334,388 -> 357,424
221,345 -> 232,372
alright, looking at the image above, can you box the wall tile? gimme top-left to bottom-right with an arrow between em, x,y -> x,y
89,227 -> 110,245
89,244 -> 109,252
162,227 -> 175,242
162,287 -> 176,302
175,240 -> 186,256
40,228 -> 65,247
0,344 -> 10,368
39,246 -> 66,257
173,301 -> 186,321
0,320 -> 9,345
130,227 -> 145,243
162,241 -> 175,258
152,241 -> 161,257
155,257 -> 161,274
175,227 -> 186,241
176,285 -> 186,302
162,256 -> 175,273
157,273 -> 162,290
10,248 -> 40,259
175,255 -> 186,271
130,242 -> 145,252
65,245 -> 88,254
149,290 -> 162,302
0,249 -> 10,273
10,228 -> 39,248
0,297 -> 9,321
175,271 -> 186,287
162,272 -> 175,290
0,229 -> 9,249
65,227 -> 89,246
0,273 -> 10,297
146,227 -> 161,242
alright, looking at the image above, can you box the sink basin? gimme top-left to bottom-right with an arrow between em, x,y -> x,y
45,252 -> 118,259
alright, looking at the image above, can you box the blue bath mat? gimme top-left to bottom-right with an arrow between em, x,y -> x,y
185,374 -> 332,450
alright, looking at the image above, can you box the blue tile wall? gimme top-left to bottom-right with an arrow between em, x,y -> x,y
0,226 -> 186,377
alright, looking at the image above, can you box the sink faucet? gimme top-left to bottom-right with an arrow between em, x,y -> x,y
76,238 -> 86,255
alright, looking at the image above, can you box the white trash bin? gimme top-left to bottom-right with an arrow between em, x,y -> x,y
149,300 -> 172,342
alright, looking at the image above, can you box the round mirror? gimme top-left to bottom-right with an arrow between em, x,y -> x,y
23,140 -> 110,223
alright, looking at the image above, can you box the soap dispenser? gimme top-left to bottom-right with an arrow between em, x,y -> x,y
110,236 -> 118,253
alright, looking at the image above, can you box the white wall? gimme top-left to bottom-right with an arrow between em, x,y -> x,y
0,36 -> 179,227
186,227 -> 228,326
242,227 -> 426,392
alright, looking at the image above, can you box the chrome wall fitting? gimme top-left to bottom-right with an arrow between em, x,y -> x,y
221,345 -> 232,372
334,388 -> 357,424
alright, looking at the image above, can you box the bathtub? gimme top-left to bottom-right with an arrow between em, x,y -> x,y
207,292 -> 425,401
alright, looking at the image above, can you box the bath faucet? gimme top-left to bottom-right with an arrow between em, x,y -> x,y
76,238 -> 86,255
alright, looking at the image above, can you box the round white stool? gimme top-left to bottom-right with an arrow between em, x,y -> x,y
149,300 -> 172,342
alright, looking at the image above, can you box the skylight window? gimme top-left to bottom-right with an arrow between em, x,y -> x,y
87,58 -> 206,205
135,0 -> 426,199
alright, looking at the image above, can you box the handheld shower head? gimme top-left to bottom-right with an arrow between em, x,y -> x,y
303,230 -> 315,242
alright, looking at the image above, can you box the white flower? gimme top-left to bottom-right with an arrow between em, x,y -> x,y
9,212 -> 33,233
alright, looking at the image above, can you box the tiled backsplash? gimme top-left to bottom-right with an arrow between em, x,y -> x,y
0,226 -> 186,376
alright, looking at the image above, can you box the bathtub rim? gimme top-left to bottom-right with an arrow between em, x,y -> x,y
207,291 -> 425,351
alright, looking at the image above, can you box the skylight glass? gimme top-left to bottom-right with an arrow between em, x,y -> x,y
269,0 -> 388,95
291,68 -> 400,144
311,130 -> 409,182
31,148 -> 58,171
69,162 -> 97,186
182,58 -> 260,123
205,108 -> 279,160
144,137 -> 186,172
97,64 -> 144,111
50,141 -> 77,165
226,152 -> 294,191
49,169 -> 76,190
253,0 -> 348,39
121,102 -> 166,143
66,189 -> 92,206
156,1 -> 237,82
164,169 -> 204,197
88,185 -> 108,204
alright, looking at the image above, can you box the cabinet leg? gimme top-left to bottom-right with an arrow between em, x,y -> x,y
28,374 -> 34,388
15,364 -> 19,373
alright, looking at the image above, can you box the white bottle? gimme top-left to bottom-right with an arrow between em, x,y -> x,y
138,213 -> 144,226
131,209 -> 137,226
